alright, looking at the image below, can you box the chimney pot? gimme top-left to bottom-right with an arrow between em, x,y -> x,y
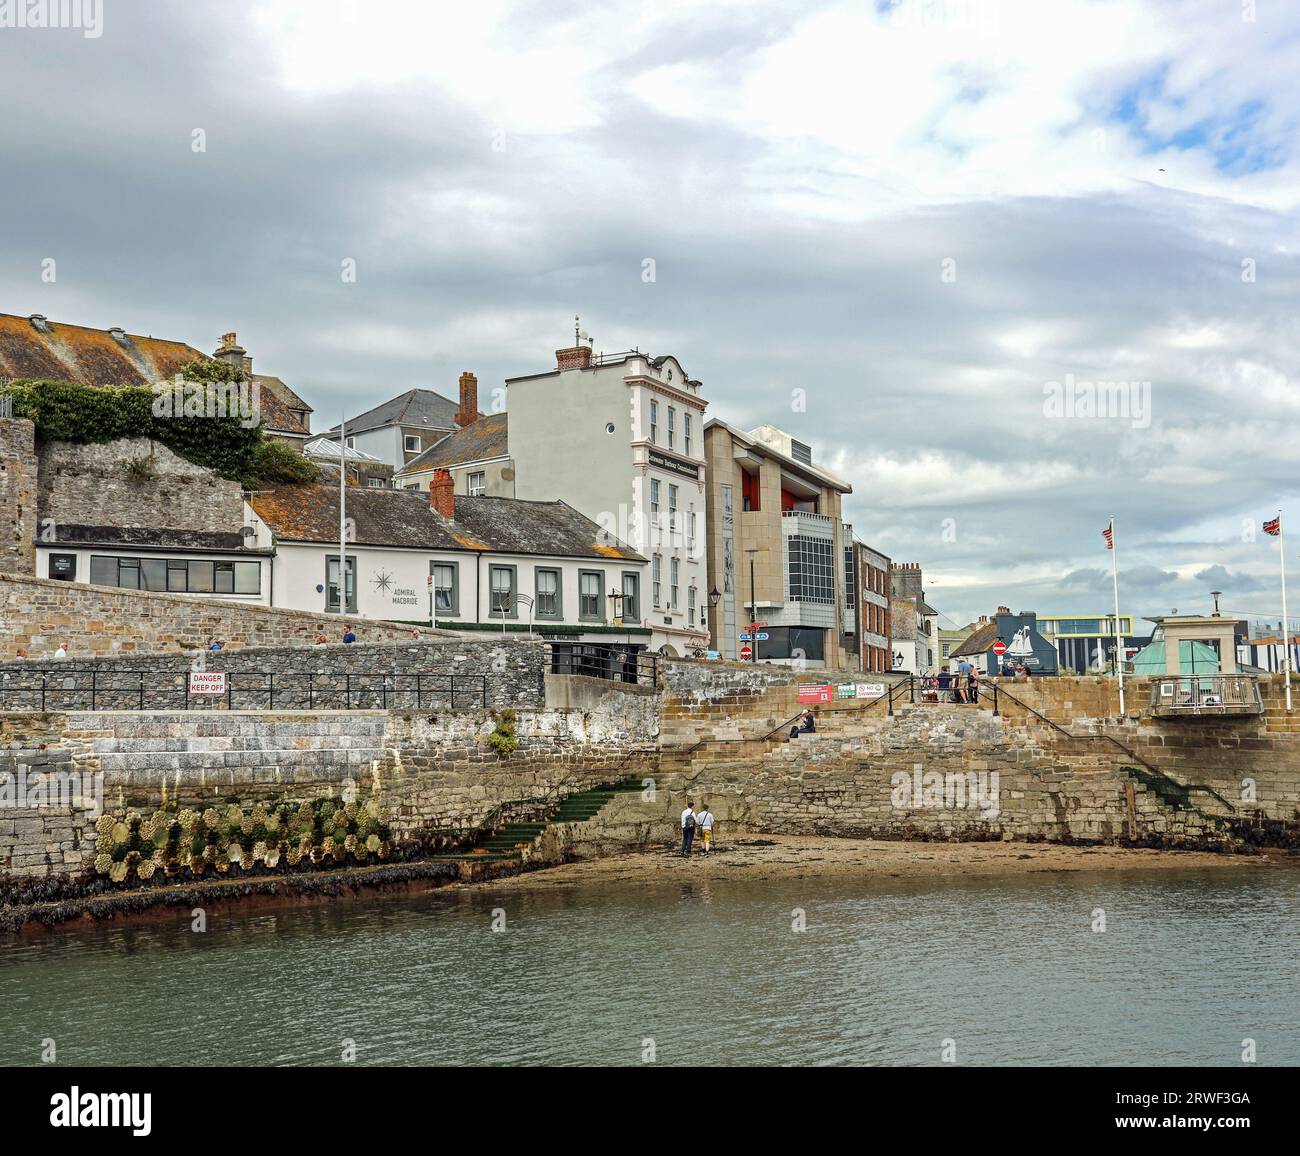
429,468 -> 455,519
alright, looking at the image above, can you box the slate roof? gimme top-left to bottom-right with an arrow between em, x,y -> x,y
253,374 -> 312,437
324,389 -> 464,438
451,496 -> 644,561
249,485 -> 464,550
0,313 -> 203,386
399,413 -> 509,474
50,525 -> 261,551
249,485 -> 644,562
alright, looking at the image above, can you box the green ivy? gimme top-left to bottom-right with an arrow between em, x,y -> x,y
1,362 -> 320,490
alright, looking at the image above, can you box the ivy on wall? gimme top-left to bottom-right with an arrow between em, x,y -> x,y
1,361 -> 319,489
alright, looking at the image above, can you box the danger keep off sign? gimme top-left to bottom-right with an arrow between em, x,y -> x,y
189,671 -> 228,696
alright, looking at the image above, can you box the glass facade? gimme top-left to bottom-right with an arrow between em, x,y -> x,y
786,535 -> 834,604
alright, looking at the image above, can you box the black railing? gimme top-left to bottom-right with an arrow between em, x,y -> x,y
0,667 -> 490,712
544,643 -> 659,687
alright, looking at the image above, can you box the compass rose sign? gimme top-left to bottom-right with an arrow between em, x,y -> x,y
371,569 -> 394,594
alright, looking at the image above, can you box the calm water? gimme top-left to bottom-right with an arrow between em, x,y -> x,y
2,868 -> 1298,1066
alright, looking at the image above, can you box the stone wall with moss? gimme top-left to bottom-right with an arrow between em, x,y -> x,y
0,680 -> 660,888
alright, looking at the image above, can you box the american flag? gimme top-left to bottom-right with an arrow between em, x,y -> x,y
1102,525 -> 1114,549
1264,516 -> 1281,537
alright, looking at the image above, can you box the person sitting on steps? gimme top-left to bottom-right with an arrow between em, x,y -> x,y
789,709 -> 816,740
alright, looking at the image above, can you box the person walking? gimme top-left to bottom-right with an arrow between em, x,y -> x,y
342,624 -> 357,645
680,801 -> 696,856
937,665 -> 952,703
956,658 -> 972,703
969,665 -> 980,704
696,803 -> 715,856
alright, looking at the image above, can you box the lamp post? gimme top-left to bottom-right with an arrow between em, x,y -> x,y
745,547 -> 759,662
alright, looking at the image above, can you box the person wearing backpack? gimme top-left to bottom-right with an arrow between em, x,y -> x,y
696,803 -> 715,856
680,801 -> 696,857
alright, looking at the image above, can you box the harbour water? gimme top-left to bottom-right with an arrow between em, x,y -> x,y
2,867 -> 1297,1066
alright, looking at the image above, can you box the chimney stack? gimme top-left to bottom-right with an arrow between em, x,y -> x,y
214,332 -> 250,377
429,469 -> 455,519
556,345 -> 592,371
456,371 -> 479,427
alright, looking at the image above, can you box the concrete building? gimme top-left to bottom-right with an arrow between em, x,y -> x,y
704,420 -> 853,668
502,340 -> 709,656
888,562 -> 939,673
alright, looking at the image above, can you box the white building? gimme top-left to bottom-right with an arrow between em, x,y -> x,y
243,475 -> 650,656
394,337 -> 710,656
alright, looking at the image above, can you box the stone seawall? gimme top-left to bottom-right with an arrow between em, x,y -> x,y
0,683 -> 661,885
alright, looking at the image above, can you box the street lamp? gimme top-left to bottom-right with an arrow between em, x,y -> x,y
708,585 -> 721,608
745,547 -> 759,662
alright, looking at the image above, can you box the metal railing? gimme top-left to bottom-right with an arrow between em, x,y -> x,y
0,667 -> 489,712
1148,674 -> 1264,715
544,643 -> 659,687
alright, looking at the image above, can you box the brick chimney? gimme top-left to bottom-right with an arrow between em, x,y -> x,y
429,469 -> 455,519
456,371 -> 478,427
556,345 -> 592,371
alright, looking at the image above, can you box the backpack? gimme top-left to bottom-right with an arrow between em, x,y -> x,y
683,811 -> 696,830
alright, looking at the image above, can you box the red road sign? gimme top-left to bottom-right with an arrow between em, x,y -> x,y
992,641 -> 1007,656
751,621 -> 768,629
740,645 -> 752,659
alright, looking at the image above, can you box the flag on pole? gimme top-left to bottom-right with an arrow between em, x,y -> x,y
1264,516 -> 1281,537
1102,526 -> 1114,549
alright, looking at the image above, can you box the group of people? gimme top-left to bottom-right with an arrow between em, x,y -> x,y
931,659 -> 981,703
678,801 -> 715,856
313,624 -> 358,646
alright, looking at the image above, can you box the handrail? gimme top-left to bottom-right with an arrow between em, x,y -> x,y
668,679 -> 910,756
990,681 -> 1236,814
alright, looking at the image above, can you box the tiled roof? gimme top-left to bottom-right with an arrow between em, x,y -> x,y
249,484 -> 643,561
325,389 -> 463,438
400,413 -> 509,474
0,313 -> 203,386
950,622 -> 1000,657
450,495 -> 644,561
0,314 -> 312,437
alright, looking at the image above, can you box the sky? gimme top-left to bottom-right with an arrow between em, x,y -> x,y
1,0 -> 1298,629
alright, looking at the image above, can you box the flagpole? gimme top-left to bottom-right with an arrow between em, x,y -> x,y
1110,516 -> 1125,716
1280,509 -> 1292,711
339,411 -> 347,619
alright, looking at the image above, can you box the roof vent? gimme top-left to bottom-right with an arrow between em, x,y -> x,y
108,326 -> 128,344
29,314 -> 50,333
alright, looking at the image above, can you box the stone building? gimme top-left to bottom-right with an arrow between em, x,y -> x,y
888,561 -> 939,673
0,314 -> 312,445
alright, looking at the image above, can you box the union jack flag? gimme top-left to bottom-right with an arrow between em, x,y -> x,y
1264,516 -> 1281,537
1102,525 -> 1114,549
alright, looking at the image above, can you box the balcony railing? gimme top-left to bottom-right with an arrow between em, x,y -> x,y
1148,675 -> 1263,717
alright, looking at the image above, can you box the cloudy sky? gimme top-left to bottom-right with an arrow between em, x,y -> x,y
2,0 -> 1298,628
